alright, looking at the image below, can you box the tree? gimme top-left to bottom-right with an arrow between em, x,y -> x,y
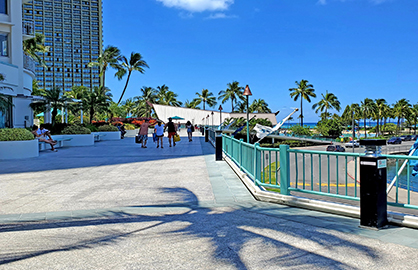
374,99 -> 387,136
30,87 -> 72,126
88,45 -> 121,88
115,52 -> 149,104
82,86 -> 112,123
122,98 -> 136,118
218,81 -> 244,112
316,117 -> 344,138
249,99 -> 272,113
193,89 -> 217,110
393,98 -> 411,135
134,86 -> 157,118
409,104 -> 418,135
312,91 -> 340,120
155,85 -> 182,107
235,99 -> 248,113
360,98 -> 376,138
184,99 -> 200,109
0,74 -> 13,114
289,80 -> 316,126
22,33 -> 49,66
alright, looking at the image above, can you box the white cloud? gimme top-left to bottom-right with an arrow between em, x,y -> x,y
317,0 -> 390,5
156,0 -> 234,12
316,0 -> 327,5
205,12 -> 238,19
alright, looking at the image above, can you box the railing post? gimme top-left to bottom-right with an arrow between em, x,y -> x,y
215,130 -> 222,161
239,139 -> 243,171
253,143 -> 260,184
279,144 -> 290,195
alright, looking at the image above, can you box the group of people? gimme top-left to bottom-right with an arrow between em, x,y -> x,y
137,118 -> 195,148
31,124 -> 58,152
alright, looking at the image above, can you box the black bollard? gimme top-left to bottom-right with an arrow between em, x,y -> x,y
215,131 -> 222,161
205,127 -> 209,142
359,139 -> 388,229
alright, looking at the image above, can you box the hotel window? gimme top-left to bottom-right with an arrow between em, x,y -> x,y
0,34 -> 8,56
0,0 -> 7,14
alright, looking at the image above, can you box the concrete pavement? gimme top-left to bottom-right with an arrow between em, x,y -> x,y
1,131 -> 418,269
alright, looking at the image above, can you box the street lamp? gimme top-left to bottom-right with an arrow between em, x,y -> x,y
218,105 -> 223,128
211,111 -> 214,127
243,85 -> 252,143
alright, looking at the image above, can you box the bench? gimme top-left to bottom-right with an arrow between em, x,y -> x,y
93,133 -> 106,142
38,137 -> 72,151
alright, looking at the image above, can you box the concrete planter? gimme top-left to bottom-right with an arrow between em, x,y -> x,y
0,140 -> 39,159
52,134 -> 94,147
95,131 -> 121,140
125,129 -> 139,137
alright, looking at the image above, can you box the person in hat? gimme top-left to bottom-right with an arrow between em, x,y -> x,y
154,120 -> 165,148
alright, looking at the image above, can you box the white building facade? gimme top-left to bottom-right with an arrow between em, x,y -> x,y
0,0 -> 36,128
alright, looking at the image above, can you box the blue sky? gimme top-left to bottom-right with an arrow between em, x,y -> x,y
103,0 -> 418,122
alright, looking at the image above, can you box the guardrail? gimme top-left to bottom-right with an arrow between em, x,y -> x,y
22,20 -> 34,36
23,53 -> 36,74
222,134 -> 418,211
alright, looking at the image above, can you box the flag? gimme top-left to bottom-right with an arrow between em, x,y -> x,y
223,119 -> 236,130
253,124 -> 273,140
409,138 -> 418,176
256,108 -> 299,143
232,125 -> 246,136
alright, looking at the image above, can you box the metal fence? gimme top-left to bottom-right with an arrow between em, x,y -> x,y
222,134 -> 418,211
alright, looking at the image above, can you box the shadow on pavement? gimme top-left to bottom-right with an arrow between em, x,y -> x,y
0,188 -> 380,269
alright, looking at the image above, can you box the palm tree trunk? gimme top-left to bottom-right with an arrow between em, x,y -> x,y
300,99 -> 303,126
117,71 -> 132,104
203,101 -> 206,110
397,117 -> 400,135
364,118 -> 367,138
231,99 -> 234,113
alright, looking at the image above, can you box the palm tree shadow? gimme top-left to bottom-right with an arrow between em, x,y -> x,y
0,188 -> 380,269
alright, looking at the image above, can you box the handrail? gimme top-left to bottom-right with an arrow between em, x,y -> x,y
387,148 -> 417,193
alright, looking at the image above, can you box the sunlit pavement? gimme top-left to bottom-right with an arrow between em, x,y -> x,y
1,132 -> 418,269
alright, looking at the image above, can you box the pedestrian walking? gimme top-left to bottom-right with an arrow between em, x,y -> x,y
154,120 -> 165,148
166,117 -> 177,147
138,119 -> 151,148
186,120 -> 193,142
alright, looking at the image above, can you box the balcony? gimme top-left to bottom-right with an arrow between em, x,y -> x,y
23,53 -> 36,75
22,20 -> 35,38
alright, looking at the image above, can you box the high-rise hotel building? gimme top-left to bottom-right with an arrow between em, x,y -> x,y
23,0 -> 103,92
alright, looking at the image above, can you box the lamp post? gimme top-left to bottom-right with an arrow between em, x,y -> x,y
218,105 -> 223,128
243,85 -> 252,143
211,111 -> 214,127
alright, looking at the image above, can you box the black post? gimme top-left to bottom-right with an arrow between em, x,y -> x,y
215,131 -> 222,161
359,139 -> 388,229
205,127 -> 209,142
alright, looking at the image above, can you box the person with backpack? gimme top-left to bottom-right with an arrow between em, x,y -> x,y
186,120 -> 193,142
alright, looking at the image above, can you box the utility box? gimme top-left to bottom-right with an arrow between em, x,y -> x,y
359,139 -> 388,229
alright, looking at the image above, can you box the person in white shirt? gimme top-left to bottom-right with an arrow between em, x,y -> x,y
37,124 -> 55,142
154,120 -> 165,148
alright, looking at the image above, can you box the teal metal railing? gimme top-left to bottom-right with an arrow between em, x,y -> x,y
222,134 -> 418,211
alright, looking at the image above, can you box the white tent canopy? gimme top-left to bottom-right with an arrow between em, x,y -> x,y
152,104 -> 278,126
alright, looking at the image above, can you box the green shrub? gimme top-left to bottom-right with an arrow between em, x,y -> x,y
124,123 -> 135,130
61,125 -> 91,134
98,125 -> 119,132
0,128 -> 34,141
85,124 -> 98,132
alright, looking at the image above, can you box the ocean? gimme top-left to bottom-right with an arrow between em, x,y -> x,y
281,121 -> 398,129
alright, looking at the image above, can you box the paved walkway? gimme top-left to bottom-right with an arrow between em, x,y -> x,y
1,132 -> 418,269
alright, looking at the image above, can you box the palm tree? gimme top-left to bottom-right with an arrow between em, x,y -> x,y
311,91 -> 340,120
374,99 -> 387,136
289,80 -> 316,126
82,86 -> 112,123
193,89 -> 217,110
410,104 -> 418,135
218,81 -> 244,113
115,52 -> 149,104
158,90 -> 182,107
22,33 -> 49,66
235,99 -> 248,113
249,99 -> 272,113
184,99 -> 200,109
122,98 -> 136,117
30,87 -> 72,126
134,86 -> 157,118
88,45 -> 121,88
360,98 -> 376,138
393,98 -> 411,135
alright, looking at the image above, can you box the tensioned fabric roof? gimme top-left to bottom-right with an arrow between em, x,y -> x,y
152,104 -> 278,126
